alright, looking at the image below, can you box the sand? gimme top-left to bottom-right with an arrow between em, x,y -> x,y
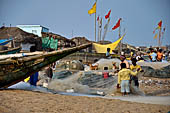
0,90 -> 170,113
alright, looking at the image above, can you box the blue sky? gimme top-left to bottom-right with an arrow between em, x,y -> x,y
0,0 -> 170,47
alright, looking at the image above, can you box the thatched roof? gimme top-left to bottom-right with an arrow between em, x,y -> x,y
0,27 -> 42,50
71,37 -> 90,46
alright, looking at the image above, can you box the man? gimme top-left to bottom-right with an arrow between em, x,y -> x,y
130,58 -> 142,87
157,49 -> 163,62
117,63 -> 140,96
149,48 -> 157,62
106,48 -> 111,59
119,55 -> 129,69
29,46 -> 39,86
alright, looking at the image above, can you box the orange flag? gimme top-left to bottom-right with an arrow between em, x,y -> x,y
88,2 -> 96,15
112,18 -> 122,30
105,10 -> 111,19
153,33 -> 158,39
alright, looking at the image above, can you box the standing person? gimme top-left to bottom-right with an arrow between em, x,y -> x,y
106,48 -> 111,59
45,64 -> 53,79
29,46 -> 39,86
157,49 -> 163,62
119,55 -> 129,69
149,48 -> 157,62
117,63 -> 140,96
130,58 -> 142,87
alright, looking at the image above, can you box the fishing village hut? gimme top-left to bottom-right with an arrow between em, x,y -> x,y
42,32 -> 76,51
0,26 -> 42,51
71,37 -> 92,52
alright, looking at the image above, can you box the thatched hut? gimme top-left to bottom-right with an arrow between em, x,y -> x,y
0,26 -> 42,51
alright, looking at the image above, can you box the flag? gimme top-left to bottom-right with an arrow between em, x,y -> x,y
88,2 -> 96,15
162,27 -> 166,36
158,20 -> 162,29
97,16 -> 99,21
112,18 -> 122,30
105,10 -> 111,19
102,18 -> 110,41
99,17 -> 102,28
153,33 -> 158,39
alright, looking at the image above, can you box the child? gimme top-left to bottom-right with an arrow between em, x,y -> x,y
130,58 -> 142,87
117,63 -> 140,96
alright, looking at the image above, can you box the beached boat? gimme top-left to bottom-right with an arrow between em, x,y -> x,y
0,38 -> 13,46
0,43 -> 91,88
0,46 -> 21,55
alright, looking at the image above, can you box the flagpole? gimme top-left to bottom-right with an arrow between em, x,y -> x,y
158,27 -> 161,48
97,16 -> 99,42
100,18 -> 102,42
118,19 -> 122,55
160,27 -> 165,47
94,0 -> 97,42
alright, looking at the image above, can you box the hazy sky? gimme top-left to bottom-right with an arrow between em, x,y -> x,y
0,0 -> 170,46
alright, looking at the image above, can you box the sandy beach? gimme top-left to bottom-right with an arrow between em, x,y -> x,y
0,89 -> 170,113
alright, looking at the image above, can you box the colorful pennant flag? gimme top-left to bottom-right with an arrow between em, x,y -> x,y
97,16 -> 99,21
88,2 -> 96,15
158,20 -> 162,29
105,10 -> 111,19
153,33 -> 158,39
112,18 -> 122,30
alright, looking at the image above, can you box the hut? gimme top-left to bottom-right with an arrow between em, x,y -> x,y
0,26 -> 42,51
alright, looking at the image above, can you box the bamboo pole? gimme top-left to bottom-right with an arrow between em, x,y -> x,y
118,19 -> 122,55
94,0 -> 97,42
158,27 -> 162,47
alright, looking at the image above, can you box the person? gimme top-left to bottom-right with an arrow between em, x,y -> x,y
157,49 -> 163,62
45,64 -> 53,79
130,58 -> 142,87
149,48 -> 157,62
106,48 -> 111,59
112,62 -> 117,70
29,46 -> 39,86
117,63 -> 140,96
136,51 -> 144,61
119,55 -> 129,69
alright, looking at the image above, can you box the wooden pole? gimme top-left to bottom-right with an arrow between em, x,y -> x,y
97,16 -> 99,42
94,0 -> 97,42
158,27 -> 161,48
118,19 -> 122,55
95,9 -> 96,41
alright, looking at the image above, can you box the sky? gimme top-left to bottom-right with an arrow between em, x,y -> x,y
0,0 -> 170,47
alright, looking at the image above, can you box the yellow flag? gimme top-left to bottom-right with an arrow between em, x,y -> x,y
88,2 -> 96,15
153,33 -> 158,39
92,34 -> 125,53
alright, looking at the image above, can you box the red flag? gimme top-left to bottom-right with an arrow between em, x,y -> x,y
112,18 -> 122,30
105,10 -> 111,19
97,16 -> 99,21
158,20 -> 162,29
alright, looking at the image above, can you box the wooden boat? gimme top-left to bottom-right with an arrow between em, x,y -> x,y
0,43 -> 91,88
0,46 -> 21,55
0,38 -> 13,46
